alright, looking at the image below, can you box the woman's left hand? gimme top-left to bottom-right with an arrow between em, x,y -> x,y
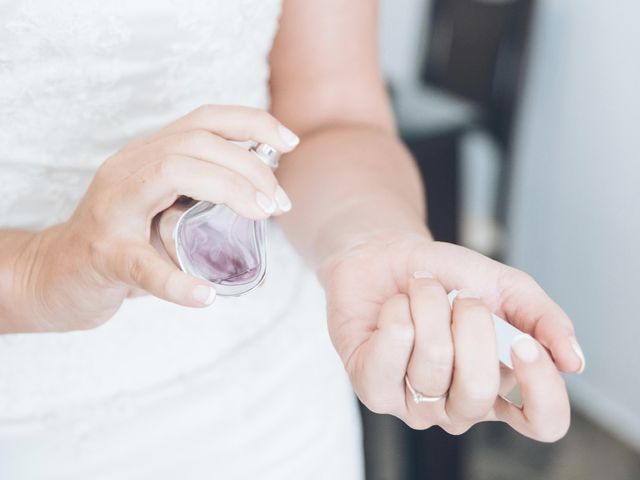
319,231 -> 585,442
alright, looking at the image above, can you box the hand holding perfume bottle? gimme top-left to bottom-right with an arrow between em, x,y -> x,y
155,144 -> 281,296
5,106 -> 299,333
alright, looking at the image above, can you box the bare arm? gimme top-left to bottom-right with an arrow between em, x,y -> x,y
270,0 -> 583,442
270,0 -> 428,268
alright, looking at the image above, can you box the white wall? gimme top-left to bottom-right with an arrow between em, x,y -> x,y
379,0 -> 640,450
509,0 -> 640,449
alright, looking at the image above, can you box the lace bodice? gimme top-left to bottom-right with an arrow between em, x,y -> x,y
0,5 -> 365,478
0,0 -> 281,229
0,0 -> 305,423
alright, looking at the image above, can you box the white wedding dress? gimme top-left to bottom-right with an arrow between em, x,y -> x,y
0,1 -> 363,478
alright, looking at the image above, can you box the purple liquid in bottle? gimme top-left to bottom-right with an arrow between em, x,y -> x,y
156,143 -> 278,296
177,204 -> 264,285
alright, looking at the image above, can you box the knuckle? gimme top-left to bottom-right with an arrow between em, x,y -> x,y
362,398 -> 388,415
387,317 -> 414,348
449,408 -> 488,425
457,303 -> 490,320
156,155 -> 180,182
503,266 -> 537,290
240,158 -> 277,194
443,423 -> 472,436
534,417 -> 571,443
155,157 -> 171,179
240,105 -> 275,123
541,428 -> 569,443
359,391 -> 393,415
251,163 -> 278,189
263,113 -> 282,131
448,382 -> 499,423
464,381 -> 498,406
517,269 -> 536,286
87,235 -> 112,266
355,375 -> 399,416
227,172 -> 253,196
235,107 -> 280,136
222,175 -> 255,207
193,104 -> 216,118
405,416 -> 434,431
86,197 -> 110,227
460,374 -> 500,404
185,128 -> 213,147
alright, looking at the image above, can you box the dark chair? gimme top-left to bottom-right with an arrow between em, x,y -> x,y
361,1 -> 535,479
419,0 -> 535,227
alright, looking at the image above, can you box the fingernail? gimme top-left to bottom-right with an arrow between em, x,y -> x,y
413,270 -> 434,279
511,334 -> 539,363
256,191 -> 276,214
192,285 -> 216,305
569,336 -> 586,374
274,185 -> 292,212
457,288 -> 480,299
278,124 -> 300,147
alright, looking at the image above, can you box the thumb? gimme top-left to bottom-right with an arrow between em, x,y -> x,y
409,241 -> 585,374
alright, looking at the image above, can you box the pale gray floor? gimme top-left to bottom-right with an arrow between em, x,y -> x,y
464,411 -> 640,480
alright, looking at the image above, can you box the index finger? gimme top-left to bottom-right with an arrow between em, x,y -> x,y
124,105 -> 300,153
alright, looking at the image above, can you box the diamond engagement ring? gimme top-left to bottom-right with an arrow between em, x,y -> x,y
405,375 -> 448,404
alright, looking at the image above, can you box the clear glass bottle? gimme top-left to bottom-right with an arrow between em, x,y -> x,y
155,143 -> 280,296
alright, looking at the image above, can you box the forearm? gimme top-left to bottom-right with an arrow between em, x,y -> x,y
276,123 -> 431,270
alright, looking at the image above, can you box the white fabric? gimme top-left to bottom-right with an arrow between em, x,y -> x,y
0,1 -> 363,478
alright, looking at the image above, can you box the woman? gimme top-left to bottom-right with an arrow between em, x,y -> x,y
0,0 -> 585,478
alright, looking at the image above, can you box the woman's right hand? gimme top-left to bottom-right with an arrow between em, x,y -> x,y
4,105 -> 300,333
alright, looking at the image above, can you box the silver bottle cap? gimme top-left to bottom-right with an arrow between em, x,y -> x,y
251,143 -> 280,169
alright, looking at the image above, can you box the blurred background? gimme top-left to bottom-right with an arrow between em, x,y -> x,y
363,0 -> 640,478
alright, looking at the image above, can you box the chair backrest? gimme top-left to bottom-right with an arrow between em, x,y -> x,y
420,0 -> 534,152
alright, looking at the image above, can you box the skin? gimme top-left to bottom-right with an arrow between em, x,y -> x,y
0,0 -> 583,442
0,106 -> 299,331
270,0 -> 581,441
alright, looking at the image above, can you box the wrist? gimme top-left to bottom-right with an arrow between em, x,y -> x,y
0,223 -> 88,332
0,228 -> 45,332
313,210 -> 432,287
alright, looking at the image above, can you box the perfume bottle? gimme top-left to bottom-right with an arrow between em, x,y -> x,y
155,143 -> 280,296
